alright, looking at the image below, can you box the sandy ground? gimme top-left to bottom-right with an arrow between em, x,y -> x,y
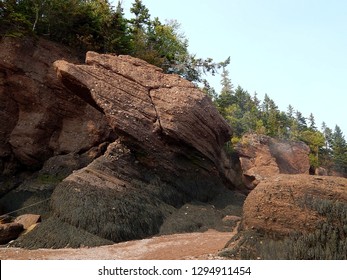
0,229 -> 235,260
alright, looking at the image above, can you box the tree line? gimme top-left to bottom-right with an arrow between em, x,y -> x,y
210,66 -> 347,176
1,0 -> 346,176
0,0 -> 227,84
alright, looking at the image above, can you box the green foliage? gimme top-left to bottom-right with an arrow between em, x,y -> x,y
215,68 -> 346,176
0,0 -> 33,37
331,125 -> 347,174
0,0 -> 226,83
300,130 -> 325,168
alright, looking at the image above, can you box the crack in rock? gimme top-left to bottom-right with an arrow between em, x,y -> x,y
148,89 -> 163,134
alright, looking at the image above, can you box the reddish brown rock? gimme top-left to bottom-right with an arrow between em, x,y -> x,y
1,42 -> 241,249
241,174 -> 347,236
54,52 -> 231,166
35,51 -> 239,247
315,167 -> 328,176
0,37 -> 112,172
236,134 -> 310,190
53,52 -> 236,189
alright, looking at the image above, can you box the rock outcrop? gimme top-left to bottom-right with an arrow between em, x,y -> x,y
0,37 -> 243,248
0,37 -> 114,221
220,174 -> 347,259
53,52 -> 233,178
0,37 -> 112,173
242,174 -> 347,235
235,134 -> 310,190
36,51 -> 239,247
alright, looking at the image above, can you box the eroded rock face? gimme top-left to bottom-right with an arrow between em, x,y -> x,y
54,52 -> 232,168
1,44 -> 241,248
53,52 -> 237,190
236,134 -> 310,190
0,37 -> 112,174
36,51 -> 239,247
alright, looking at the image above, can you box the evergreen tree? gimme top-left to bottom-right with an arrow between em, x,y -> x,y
300,130 -> 325,168
308,113 -> 316,130
201,80 -> 217,101
320,122 -> 334,170
0,0 -> 34,36
216,66 -> 234,116
332,125 -> 347,175
322,122 -> 333,152
102,1 -> 132,54
253,92 -> 261,111
129,0 -> 150,32
287,104 -> 295,120
295,111 -> 307,131
261,94 -> 280,137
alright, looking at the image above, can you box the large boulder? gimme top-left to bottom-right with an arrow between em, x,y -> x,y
241,174 -> 347,235
225,174 -> 347,259
52,52 -> 237,192
54,52 -> 232,170
4,48 -> 242,248
39,52 -> 238,246
0,37 -> 112,175
236,134 -> 310,190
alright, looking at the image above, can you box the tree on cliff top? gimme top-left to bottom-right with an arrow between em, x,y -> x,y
332,125 -> 347,174
0,0 -> 228,84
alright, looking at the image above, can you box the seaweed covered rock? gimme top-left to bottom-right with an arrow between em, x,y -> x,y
223,175 -> 347,259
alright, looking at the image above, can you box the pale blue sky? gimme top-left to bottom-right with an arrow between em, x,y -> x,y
114,0 -> 347,135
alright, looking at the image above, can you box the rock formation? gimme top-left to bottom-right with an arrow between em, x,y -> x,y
235,134 -> 310,190
0,37 -> 243,248
1,37 -> 346,259
0,37 -> 114,221
221,174 -> 347,259
242,174 -> 347,235
0,37 -> 112,173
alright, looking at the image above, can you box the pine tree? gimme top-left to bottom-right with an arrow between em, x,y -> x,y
332,125 -> 347,175
322,122 -> 333,151
308,113 -> 316,130
295,111 -> 307,131
102,1 -> 132,54
320,122 -> 334,170
215,66 -> 234,116
287,104 -> 295,120
261,94 -> 280,137
300,130 -> 325,168
253,92 -> 261,111
129,0 -> 150,32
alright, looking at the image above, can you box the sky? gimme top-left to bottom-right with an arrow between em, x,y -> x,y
113,0 -> 347,135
